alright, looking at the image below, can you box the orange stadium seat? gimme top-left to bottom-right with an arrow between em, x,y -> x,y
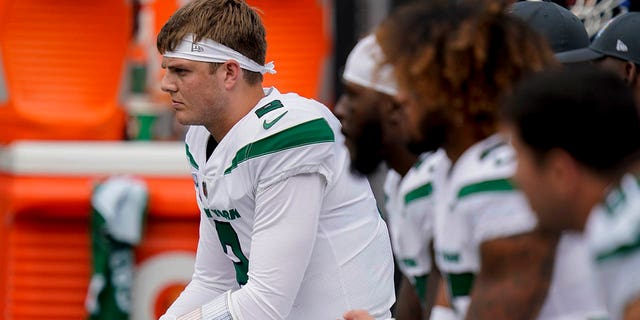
252,0 -> 332,101
0,0 -> 132,144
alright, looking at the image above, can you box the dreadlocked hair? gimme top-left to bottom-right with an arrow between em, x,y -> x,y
377,0 -> 558,139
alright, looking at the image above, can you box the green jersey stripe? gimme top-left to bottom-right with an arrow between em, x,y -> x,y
596,232 -> 640,262
224,118 -> 335,175
404,182 -> 434,205
457,178 -> 515,199
255,100 -> 284,118
446,272 -> 475,297
185,143 -> 199,170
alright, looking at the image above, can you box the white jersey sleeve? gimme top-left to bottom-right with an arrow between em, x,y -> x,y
231,173 -> 326,319
586,173 -> 640,320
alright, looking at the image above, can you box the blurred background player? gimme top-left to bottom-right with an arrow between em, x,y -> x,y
501,66 -> 640,320
156,0 -> 395,319
376,0 -> 607,319
557,12 -> 640,101
509,0 -> 590,56
334,33 -> 453,320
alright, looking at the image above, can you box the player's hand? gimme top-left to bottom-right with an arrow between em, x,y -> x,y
342,309 -> 375,320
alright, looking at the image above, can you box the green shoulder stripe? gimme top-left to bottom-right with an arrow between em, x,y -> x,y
457,178 -> 515,200
596,233 -> 640,262
255,100 -> 284,118
404,182 -> 433,205
185,143 -> 199,170
224,118 -> 335,175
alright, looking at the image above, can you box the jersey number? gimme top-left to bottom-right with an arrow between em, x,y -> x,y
214,221 -> 249,286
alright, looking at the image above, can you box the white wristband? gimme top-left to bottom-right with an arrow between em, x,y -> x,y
173,291 -> 233,320
201,290 -> 233,320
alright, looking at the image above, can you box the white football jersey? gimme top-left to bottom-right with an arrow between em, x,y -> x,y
171,87 -> 395,320
433,134 -> 607,319
383,149 -> 450,302
586,173 -> 640,320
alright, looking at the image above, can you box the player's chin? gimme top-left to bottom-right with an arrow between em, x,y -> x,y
174,112 -> 196,126
350,153 -> 382,176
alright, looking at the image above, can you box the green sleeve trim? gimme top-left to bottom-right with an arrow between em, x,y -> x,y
456,178 -> 515,200
414,274 -> 429,305
596,232 -> 640,262
255,100 -> 284,118
224,118 -> 335,175
446,272 -> 475,297
185,143 -> 199,170
404,182 -> 434,205
402,258 -> 417,267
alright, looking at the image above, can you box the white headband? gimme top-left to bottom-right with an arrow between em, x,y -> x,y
164,34 -> 276,75
343,34 -> 397,96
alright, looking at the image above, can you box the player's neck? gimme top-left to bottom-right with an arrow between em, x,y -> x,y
443,125 -> 479,165
207,83 -> 266,141
385,147 -> 418,177
630,161 -> 640,178
576,173 -> 614,230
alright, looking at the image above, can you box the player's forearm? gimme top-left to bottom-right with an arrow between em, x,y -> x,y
624,297 -> 640,320
394,275 -> 424,320
162,279 -> 230,319
464,270 -> 550,320
465,232 -> 558,320
162,291 -> 234,320
421,243 -> 441,320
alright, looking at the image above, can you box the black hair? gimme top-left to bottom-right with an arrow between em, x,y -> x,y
502,65 -> 640,175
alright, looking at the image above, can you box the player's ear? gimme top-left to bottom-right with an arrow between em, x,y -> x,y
546,148 -> 580,196
222,60 -> 241,88
386,95 -> 404,125
624,61 -> 638,85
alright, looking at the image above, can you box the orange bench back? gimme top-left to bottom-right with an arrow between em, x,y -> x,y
0,0 -> 132,143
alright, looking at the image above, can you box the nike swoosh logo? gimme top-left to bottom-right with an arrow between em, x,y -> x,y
263,111 -> 288,129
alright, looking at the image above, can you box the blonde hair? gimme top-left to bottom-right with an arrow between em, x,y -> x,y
157,0 -> 266,84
